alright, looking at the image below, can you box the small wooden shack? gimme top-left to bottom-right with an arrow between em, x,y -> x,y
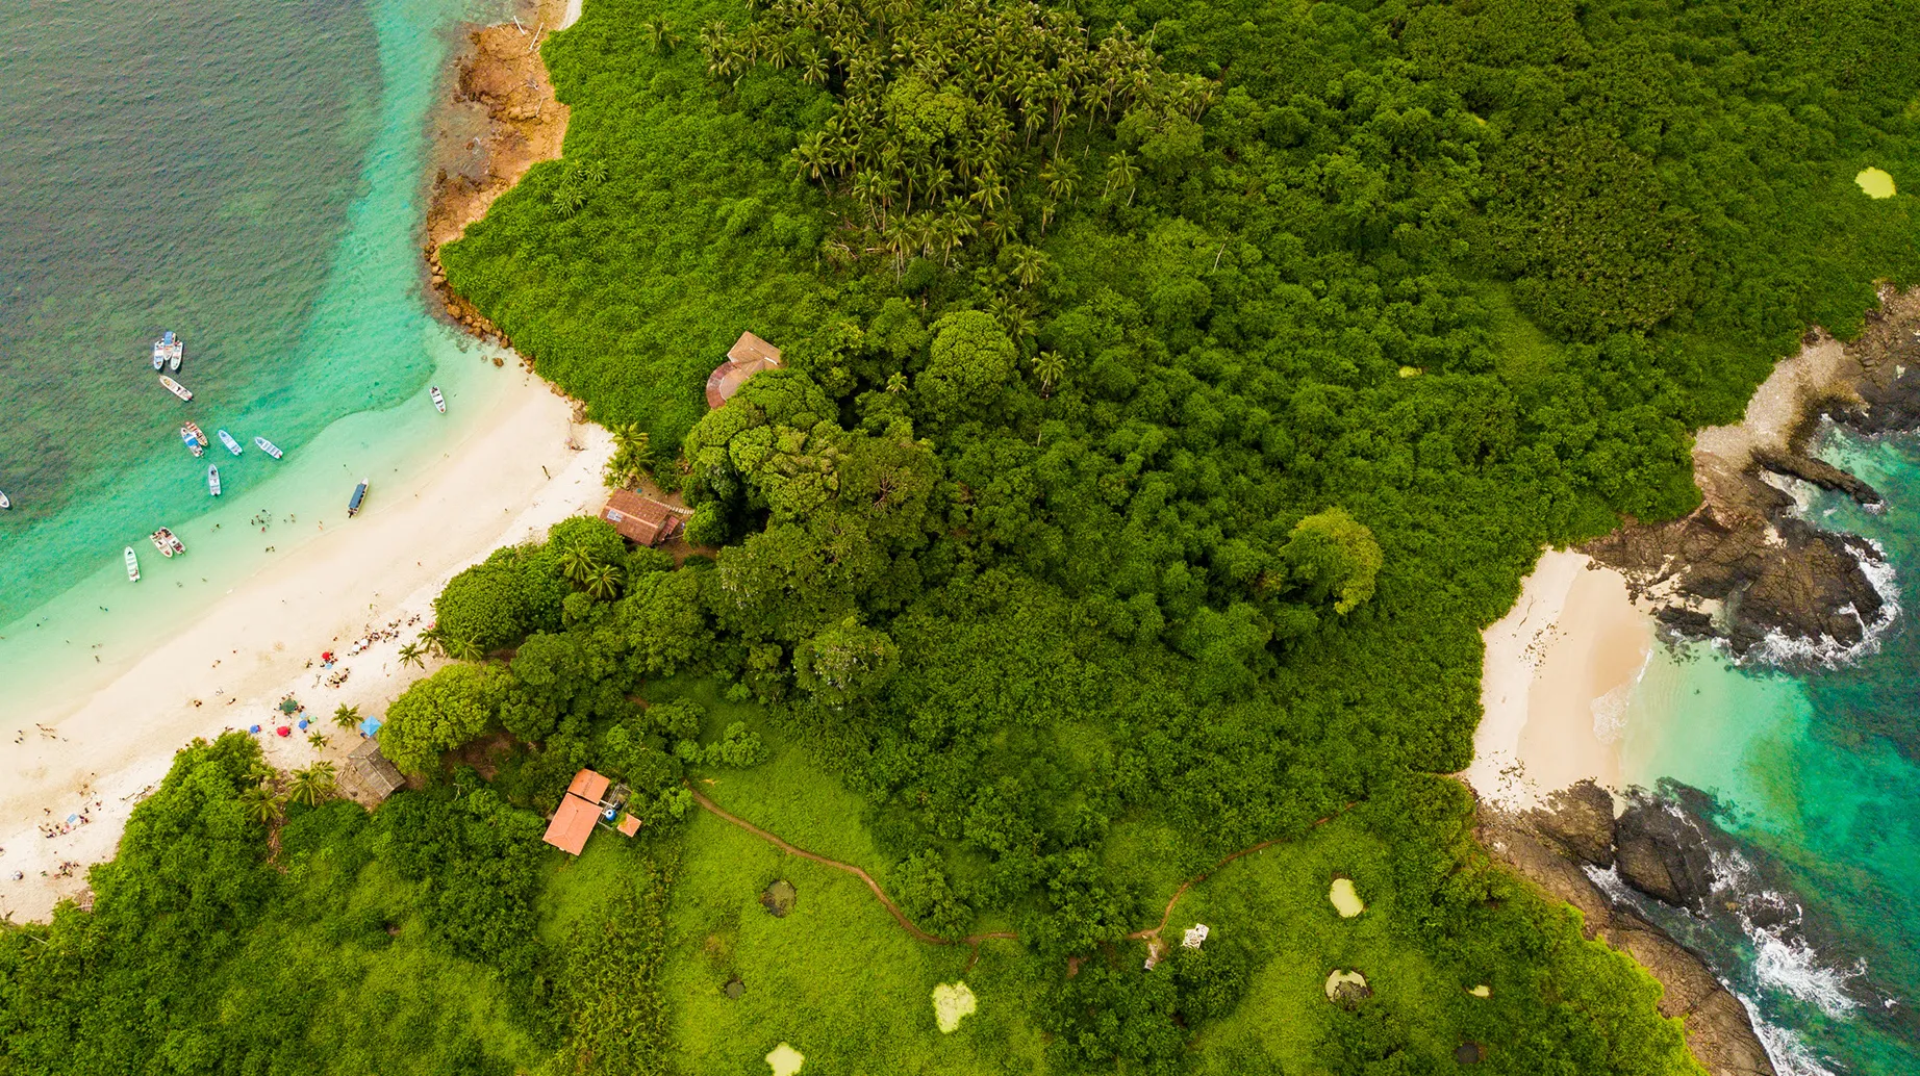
600,488 -> 684,547
343,738 -> 406,802
705,331 -> 783,410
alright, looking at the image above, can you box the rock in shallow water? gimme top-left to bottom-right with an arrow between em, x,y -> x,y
1615,801 -> 1717,911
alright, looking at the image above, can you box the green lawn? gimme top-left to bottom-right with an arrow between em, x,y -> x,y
661,807 -> 1052,1075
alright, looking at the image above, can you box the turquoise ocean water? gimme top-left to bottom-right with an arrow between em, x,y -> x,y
0,0 -> 525,711
1620,426 -> 1920,1075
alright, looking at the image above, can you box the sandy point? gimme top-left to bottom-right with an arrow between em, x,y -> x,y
0,371 -> 611,924
1467,550 -> 1656,810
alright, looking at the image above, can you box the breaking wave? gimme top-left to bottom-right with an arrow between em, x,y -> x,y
1742,536 -> 1899,668
1711,847 -> 1864,1019
1743,998 -> 1843,1076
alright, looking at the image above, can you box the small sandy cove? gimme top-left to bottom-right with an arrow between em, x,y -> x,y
0,372 -> 610,923
1467,550 -> 1655,810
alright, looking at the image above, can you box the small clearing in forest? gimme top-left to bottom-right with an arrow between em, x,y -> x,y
932,981 -> 978,1033
765,1042 -> 804,1076
1329,877 -> 1365,918
1857,167 -> 1897,198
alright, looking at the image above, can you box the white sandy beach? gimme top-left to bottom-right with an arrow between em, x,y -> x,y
1468,550 -> 1656,809
0,370 -> 611,923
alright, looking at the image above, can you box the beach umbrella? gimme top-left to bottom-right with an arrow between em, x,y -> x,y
279,698 -> 300,715
249,725 -> 261,734
358,717 -> 383,738
297,718 -> 309,730
276,726 -> 291,737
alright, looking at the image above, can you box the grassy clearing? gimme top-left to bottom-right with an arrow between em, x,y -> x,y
660,808 -> 1053,1075
1167,814 -> 1466,1068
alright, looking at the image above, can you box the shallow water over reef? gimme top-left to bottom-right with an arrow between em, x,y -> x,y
1622,428 -> 1920,1075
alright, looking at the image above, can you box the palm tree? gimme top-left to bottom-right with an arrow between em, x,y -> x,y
419,624 -> 448,658
561,546 -> 598,586
448,635 -> 486,663
605,423 -> 654,489
1105,151 -> 1139,206
333,704 -> 360,731
584,562 -> 623,601
308,731 -> 329,751
644,18 -> 681,53
1010,245 -> 1050,290
1032,351 -> 1066,397
239,783 -> 282,825
550,183 -> 586,218
287,762 -> 337,808
397,642 -> 426,669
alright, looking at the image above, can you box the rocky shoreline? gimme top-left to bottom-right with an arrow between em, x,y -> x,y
421,0 -> 573,357
1480,785 -> 1780,1076
1587,287 -> 1920,659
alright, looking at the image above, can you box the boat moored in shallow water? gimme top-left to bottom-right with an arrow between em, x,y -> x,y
152,331 -> 183,372
207,465 -> 221,497
125,546 -> 140,582
0,490 -> 10,510
180,422 -> 207,457
431,386 -> 446,413
217,429 -> 242,455
159,375 -> 192,402
150,527 -> 185,557
347,479 -> 368,518
254,436 -> 284,459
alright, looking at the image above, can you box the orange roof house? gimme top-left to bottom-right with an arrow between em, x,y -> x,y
568,768 -> 612,802
542,795 -> 600,856
543,768 -> 615,856
705,331 -> 783,410
600,488 -> 684,548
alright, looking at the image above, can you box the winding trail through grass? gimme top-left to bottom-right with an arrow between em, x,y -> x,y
687,781 -> 1349,970
686,783 -> 1016,959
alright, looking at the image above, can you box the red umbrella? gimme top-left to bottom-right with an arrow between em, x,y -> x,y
276,726 -> 292,737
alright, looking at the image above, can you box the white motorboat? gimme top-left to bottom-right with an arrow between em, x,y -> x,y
160,375 -> 193,402
125,546 -> 140,582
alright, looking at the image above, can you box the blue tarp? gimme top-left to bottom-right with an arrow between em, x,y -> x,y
358,717 -> 383,738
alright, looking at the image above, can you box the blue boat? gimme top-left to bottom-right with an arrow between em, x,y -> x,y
347,478 -> 368,517
217,429 -> 243,456
179,422 -> 206,458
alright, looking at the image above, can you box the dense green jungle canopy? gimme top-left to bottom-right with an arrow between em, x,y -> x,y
6,0 -> 1919,1072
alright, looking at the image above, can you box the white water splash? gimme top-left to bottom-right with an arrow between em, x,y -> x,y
1741,995 -> 1843,1076
1743,536 -> 1900,668
1710,848 -> 1865,1019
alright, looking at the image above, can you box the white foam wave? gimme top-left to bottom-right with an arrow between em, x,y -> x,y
1741,995 -> 1843,1076
1710,846 -> 1864,1017
1750,928 -> 1865,1019
1743,536 -> 1899,668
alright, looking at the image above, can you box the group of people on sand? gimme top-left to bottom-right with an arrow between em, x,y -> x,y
13,723 -> 61,745
344,612 -> 424,657
35,797 -> 103,839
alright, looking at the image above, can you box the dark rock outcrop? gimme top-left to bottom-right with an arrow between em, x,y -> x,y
1614,800 -> 1719,911
1750,448 -> 1881,506
1584,288 -> 1920,659
1476,805 -> 1778,1076
1530,780 -> 1617,868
